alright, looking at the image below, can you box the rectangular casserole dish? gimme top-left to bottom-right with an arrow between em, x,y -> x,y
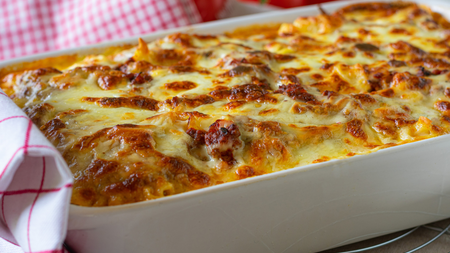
2,0 -> 450,252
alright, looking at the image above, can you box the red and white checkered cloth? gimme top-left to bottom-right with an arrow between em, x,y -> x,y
0,90 -> 73,253
0,0 -> 203,60
0,0 -> 227,252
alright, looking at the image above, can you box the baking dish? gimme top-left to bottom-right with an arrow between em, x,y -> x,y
2,0 -> 450,252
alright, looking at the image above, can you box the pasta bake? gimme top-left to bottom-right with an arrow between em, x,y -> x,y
2,2 -> 450,206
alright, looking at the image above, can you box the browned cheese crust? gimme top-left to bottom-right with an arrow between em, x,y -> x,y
2,2 -> 450,206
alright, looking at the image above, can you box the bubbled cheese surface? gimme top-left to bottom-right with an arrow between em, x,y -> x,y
3,2 -> 450,206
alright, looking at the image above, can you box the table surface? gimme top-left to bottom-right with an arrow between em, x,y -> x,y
321,219 -> 450,253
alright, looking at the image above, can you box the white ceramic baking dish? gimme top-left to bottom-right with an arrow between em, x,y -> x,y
3,0 -> 450,252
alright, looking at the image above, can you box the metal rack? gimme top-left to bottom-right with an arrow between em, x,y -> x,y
63,222 -> 450,253
327,223 -> 450,253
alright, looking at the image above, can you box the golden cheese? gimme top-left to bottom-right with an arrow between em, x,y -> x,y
2,1 -> 450,206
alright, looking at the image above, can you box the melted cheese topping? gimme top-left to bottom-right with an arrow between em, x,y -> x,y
3,2 -> 450,206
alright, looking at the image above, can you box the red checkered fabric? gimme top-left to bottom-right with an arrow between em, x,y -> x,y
0,91 -> 73,253
0,0 -> 202,60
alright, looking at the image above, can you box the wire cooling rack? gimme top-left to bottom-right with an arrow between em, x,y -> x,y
63,221 -> 450,253
320,221 -> 450,253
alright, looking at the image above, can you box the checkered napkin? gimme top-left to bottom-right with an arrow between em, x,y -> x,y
0,90 -> 73,253
0,0 -> 223,252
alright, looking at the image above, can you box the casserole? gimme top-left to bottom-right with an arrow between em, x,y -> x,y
2,0 -> 450,252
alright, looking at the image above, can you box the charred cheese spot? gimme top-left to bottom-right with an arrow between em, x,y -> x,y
281,67 -> 311,75
388,60 -> 407,67
250,137 -> 290,168
311,73 -> 324,80
158,156 -> 210,187
258,108 -> 279,116
84,159 -> 120,182
390,28 -> 412,35
186,128 -> 206,145
24,103 -> 55,126
355,43 -> 379,52
279,74 -> 301,85
164,81 -> 197,91
98,74 -> 124,90
128,72 -> 153,85
343,51 -> 356,58
322,90 -> 338,98
167,33 -> 194,48
117,59 -> 158,74
311,72 -> 357,93
373,122 -> 397,137
336,36 -> 360,45
33,67 -> 62,76
352,94 -> 376,104
445,88 -> 450,98
435,101 -> 450,113
205,120 -> 242,166
312,156 -> 330,163
235,166 -> 260,179
157,49 -> 188,65
346,119 -> 367,140
219,66 -> 253,77
255,121 -> 283,136
56,109 -> 88,119
389,41 -> 427,58
377,88 -> 395,98
275,84 -> 317,103
229,84 -> 274,102
224,101 -> 246,110
163,95 -> 215,109
82,96 -> 159,111
40,118 -> 65,140
273,54 -> 296,62
210,83 -> 276,103
409,58 -> 450,69
390,72 -> 431,91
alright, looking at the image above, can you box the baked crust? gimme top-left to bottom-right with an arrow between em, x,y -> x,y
3,2 -> 450,206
